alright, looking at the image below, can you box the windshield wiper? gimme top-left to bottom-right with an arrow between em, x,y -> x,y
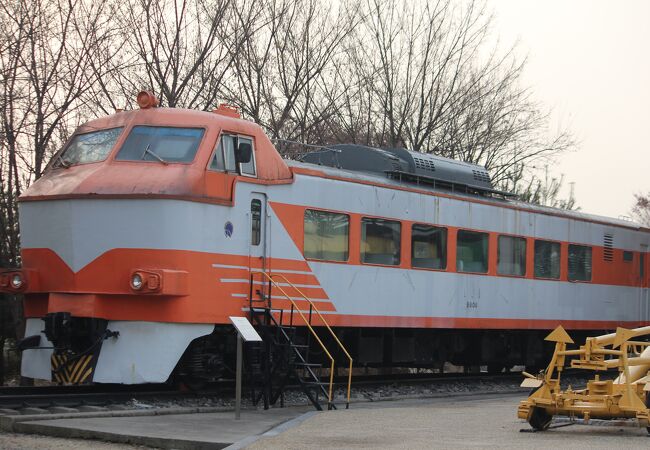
141,144 -> 169,165
55,154 -> 71,168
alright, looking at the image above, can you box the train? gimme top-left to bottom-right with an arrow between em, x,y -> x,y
2,91 -> 649,386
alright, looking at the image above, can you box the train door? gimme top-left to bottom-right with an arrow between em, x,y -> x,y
249,193 -> 268,302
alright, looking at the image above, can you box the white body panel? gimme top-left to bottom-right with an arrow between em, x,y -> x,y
93,322 -> 214,384
21,318 -> 54,380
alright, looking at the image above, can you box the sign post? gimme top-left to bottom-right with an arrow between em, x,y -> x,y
229,316 -> 262,420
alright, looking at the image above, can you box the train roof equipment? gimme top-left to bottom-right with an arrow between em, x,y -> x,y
518,325 -> 650,433
300,144 -> 516,198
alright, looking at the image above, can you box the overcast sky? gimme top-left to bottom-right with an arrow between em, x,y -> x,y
491,0 -> 650,220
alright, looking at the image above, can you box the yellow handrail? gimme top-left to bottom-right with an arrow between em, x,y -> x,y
269,273 -> 354,409
252,271 -> 337,409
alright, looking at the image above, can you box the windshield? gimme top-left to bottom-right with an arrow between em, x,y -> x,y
55,127 -> 123,167
115,126 -> 204,163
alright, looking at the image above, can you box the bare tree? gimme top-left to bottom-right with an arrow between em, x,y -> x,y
631,193 -> 650,227
88,0 -> 234,112
506,165 -> 578,210
0,0 -> 120,384
321,0 -> 573,188
221,0 -> 359,146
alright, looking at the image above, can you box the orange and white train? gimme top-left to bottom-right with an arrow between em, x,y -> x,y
2,92 -> 649,384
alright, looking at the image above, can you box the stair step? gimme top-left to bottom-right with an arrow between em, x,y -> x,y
293,362 -> 322,367
301,381 -> 329,387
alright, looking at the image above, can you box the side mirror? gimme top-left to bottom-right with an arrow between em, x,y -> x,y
236,141 -> 253,164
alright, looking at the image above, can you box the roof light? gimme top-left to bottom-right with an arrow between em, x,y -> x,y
137,91 -> 159,109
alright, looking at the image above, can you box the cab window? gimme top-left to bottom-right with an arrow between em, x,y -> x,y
209,134 -> 256,176
54,127 -> 123,167
116,126 -> 204,163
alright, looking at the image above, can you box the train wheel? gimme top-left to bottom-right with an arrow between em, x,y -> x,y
528,407 -> 552,431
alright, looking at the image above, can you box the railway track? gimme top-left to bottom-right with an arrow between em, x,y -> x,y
0,383 -> 216,411
0,370 -> 591,414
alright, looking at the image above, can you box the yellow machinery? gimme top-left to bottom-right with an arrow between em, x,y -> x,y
517,325 -> 650,432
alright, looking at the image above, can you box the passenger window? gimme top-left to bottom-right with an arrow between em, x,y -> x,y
411,224 -> 447,270
251,200 -> 261,246
568,244 -> 592,281
623,251 -> 633,262
456,230 -> 488,273
116,126 -> 204,162
498,235 -> 526,276
304,210 -> 349,261
534,240 -> 560,279
361,218 -> 401,265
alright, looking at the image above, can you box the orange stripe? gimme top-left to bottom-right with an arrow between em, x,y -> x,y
301,314 -> 650,330
267,299 -> 336,313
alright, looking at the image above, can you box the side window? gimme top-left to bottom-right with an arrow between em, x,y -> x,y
498,235 -> 526,276
238,137 -> 256,176
568,244 -> 592,281
411,224 -> 447,270
361,218 -> 401,265
251,200 -> 261,246
209,139 -> 225,171
456,230 -> 488,273
223,135 -> 237,172
303,210 -> 349,261
208,135 -> 240,173
534,240 -> 560,279
623,251 -> 633,262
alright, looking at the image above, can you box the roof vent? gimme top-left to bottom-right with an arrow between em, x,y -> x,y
300,144 -> 514,198
414,157 -> 436,172
472,170 -> 491,184
213,103 -> 241,119
603,233 -> 614,261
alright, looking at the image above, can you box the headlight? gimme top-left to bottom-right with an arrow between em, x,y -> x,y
10,273 -> 23,289
131,273 -> 143,290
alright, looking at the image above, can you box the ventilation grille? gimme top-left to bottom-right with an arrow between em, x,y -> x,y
413,157 -> 436,172
603,233 -> 614,261
472,170 -> 491,183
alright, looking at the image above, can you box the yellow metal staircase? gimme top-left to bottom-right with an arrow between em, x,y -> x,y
249,271 -> 353,410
